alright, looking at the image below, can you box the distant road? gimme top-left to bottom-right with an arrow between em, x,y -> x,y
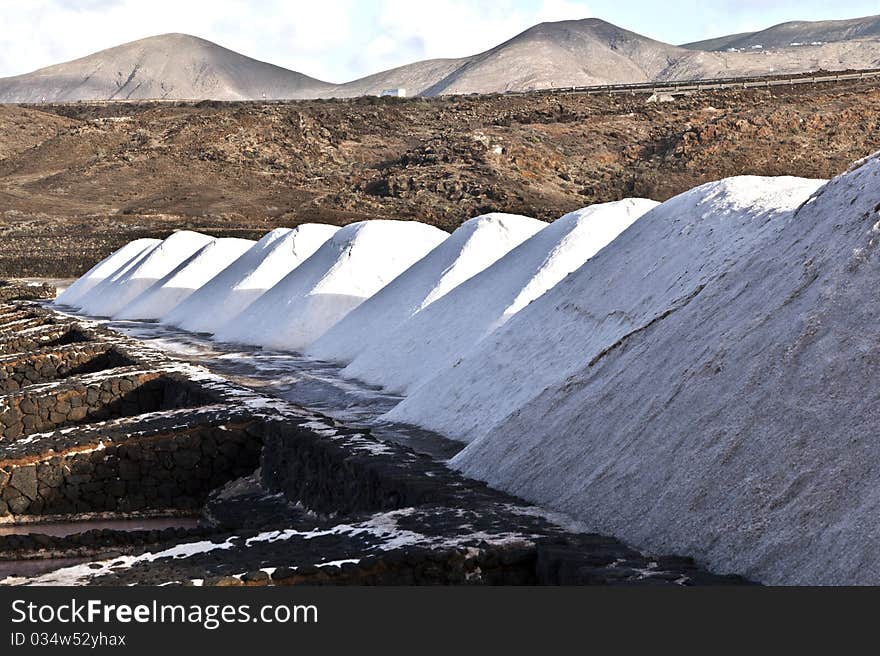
22,68 -> 880,106
524,68 -> 880,98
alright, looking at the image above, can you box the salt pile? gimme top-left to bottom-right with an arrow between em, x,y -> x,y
163,225 -> 339,334
77,231 -> 214,317
64,165 -> 880,584
441,167 -> 880,585
113,237 -> 256,321
389,179 -> 821,443
345,198 -> 658,394
54,238 -> 161,307
214,220 -> 449,351
307,213 -> 546,364
73,242 -> 162,312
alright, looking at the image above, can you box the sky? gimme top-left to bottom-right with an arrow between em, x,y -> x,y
1,0 -> 879,82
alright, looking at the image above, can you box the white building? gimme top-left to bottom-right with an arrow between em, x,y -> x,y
380,88 -> 407,97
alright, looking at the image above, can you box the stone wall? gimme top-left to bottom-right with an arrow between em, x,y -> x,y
214,545 -> 538,586
0,309 -> 33,325
0,282 -> 55,303
259,419 -> 501,516
0,420 -> 263,517
0,372 -> 221,442
0,303 -> 272,520
0,324 -> 84,356
0,343 -> 134,394
0,315 -> 54,335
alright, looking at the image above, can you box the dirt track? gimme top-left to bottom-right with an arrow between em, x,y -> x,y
2,78 -> 880,276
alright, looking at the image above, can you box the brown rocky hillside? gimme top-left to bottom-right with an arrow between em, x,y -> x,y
2,77 -> 880,276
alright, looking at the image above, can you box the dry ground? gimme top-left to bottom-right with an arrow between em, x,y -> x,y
1,79 -> 879,276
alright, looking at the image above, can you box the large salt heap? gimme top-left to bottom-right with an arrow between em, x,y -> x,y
214,220 -> 449,351
113,237 -> 256,321
389,179 -> 821,443
163,225 -> 339,334
73,242 -> 162,312
345,198 -> 659,394
76,231 -> 214,318
307,213 -> 546,364
440,163 -> 880,585
55,238 -> 161,307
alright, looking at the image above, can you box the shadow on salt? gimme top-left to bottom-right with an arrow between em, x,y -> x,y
98,318 -> 462,460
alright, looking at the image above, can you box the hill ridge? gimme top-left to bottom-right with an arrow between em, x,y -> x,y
4,15 -> 880,101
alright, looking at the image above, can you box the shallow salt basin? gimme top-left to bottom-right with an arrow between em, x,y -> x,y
0,557 -> 95,580
0,516 -> 202,538
0,517 -> 204,582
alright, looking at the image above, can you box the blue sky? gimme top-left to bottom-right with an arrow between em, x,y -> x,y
1,0 -> 879,81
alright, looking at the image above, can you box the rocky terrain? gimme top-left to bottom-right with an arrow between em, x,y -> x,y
2,76 -> 879,277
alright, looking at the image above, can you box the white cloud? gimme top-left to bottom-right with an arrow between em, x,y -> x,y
374,0 -> 589,58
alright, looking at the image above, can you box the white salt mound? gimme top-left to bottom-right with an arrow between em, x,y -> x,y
440,166 -> 880,586
73,242 -> 162,313
214,220 -> 449,351
77,231 -> 214,317
163,224 -> 339,334
391,179 -> 821,444
55,238 -> 161,308
307,213 -> 546,364
114,237 -> 255,321
346,198 -> 658,395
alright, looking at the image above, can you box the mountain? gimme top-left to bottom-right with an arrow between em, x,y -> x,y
4,17 -> 880,103
0,33 -> 333,103
682,14 -> 880,51
331,19 -> 687,96
332,18 -> 880,97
